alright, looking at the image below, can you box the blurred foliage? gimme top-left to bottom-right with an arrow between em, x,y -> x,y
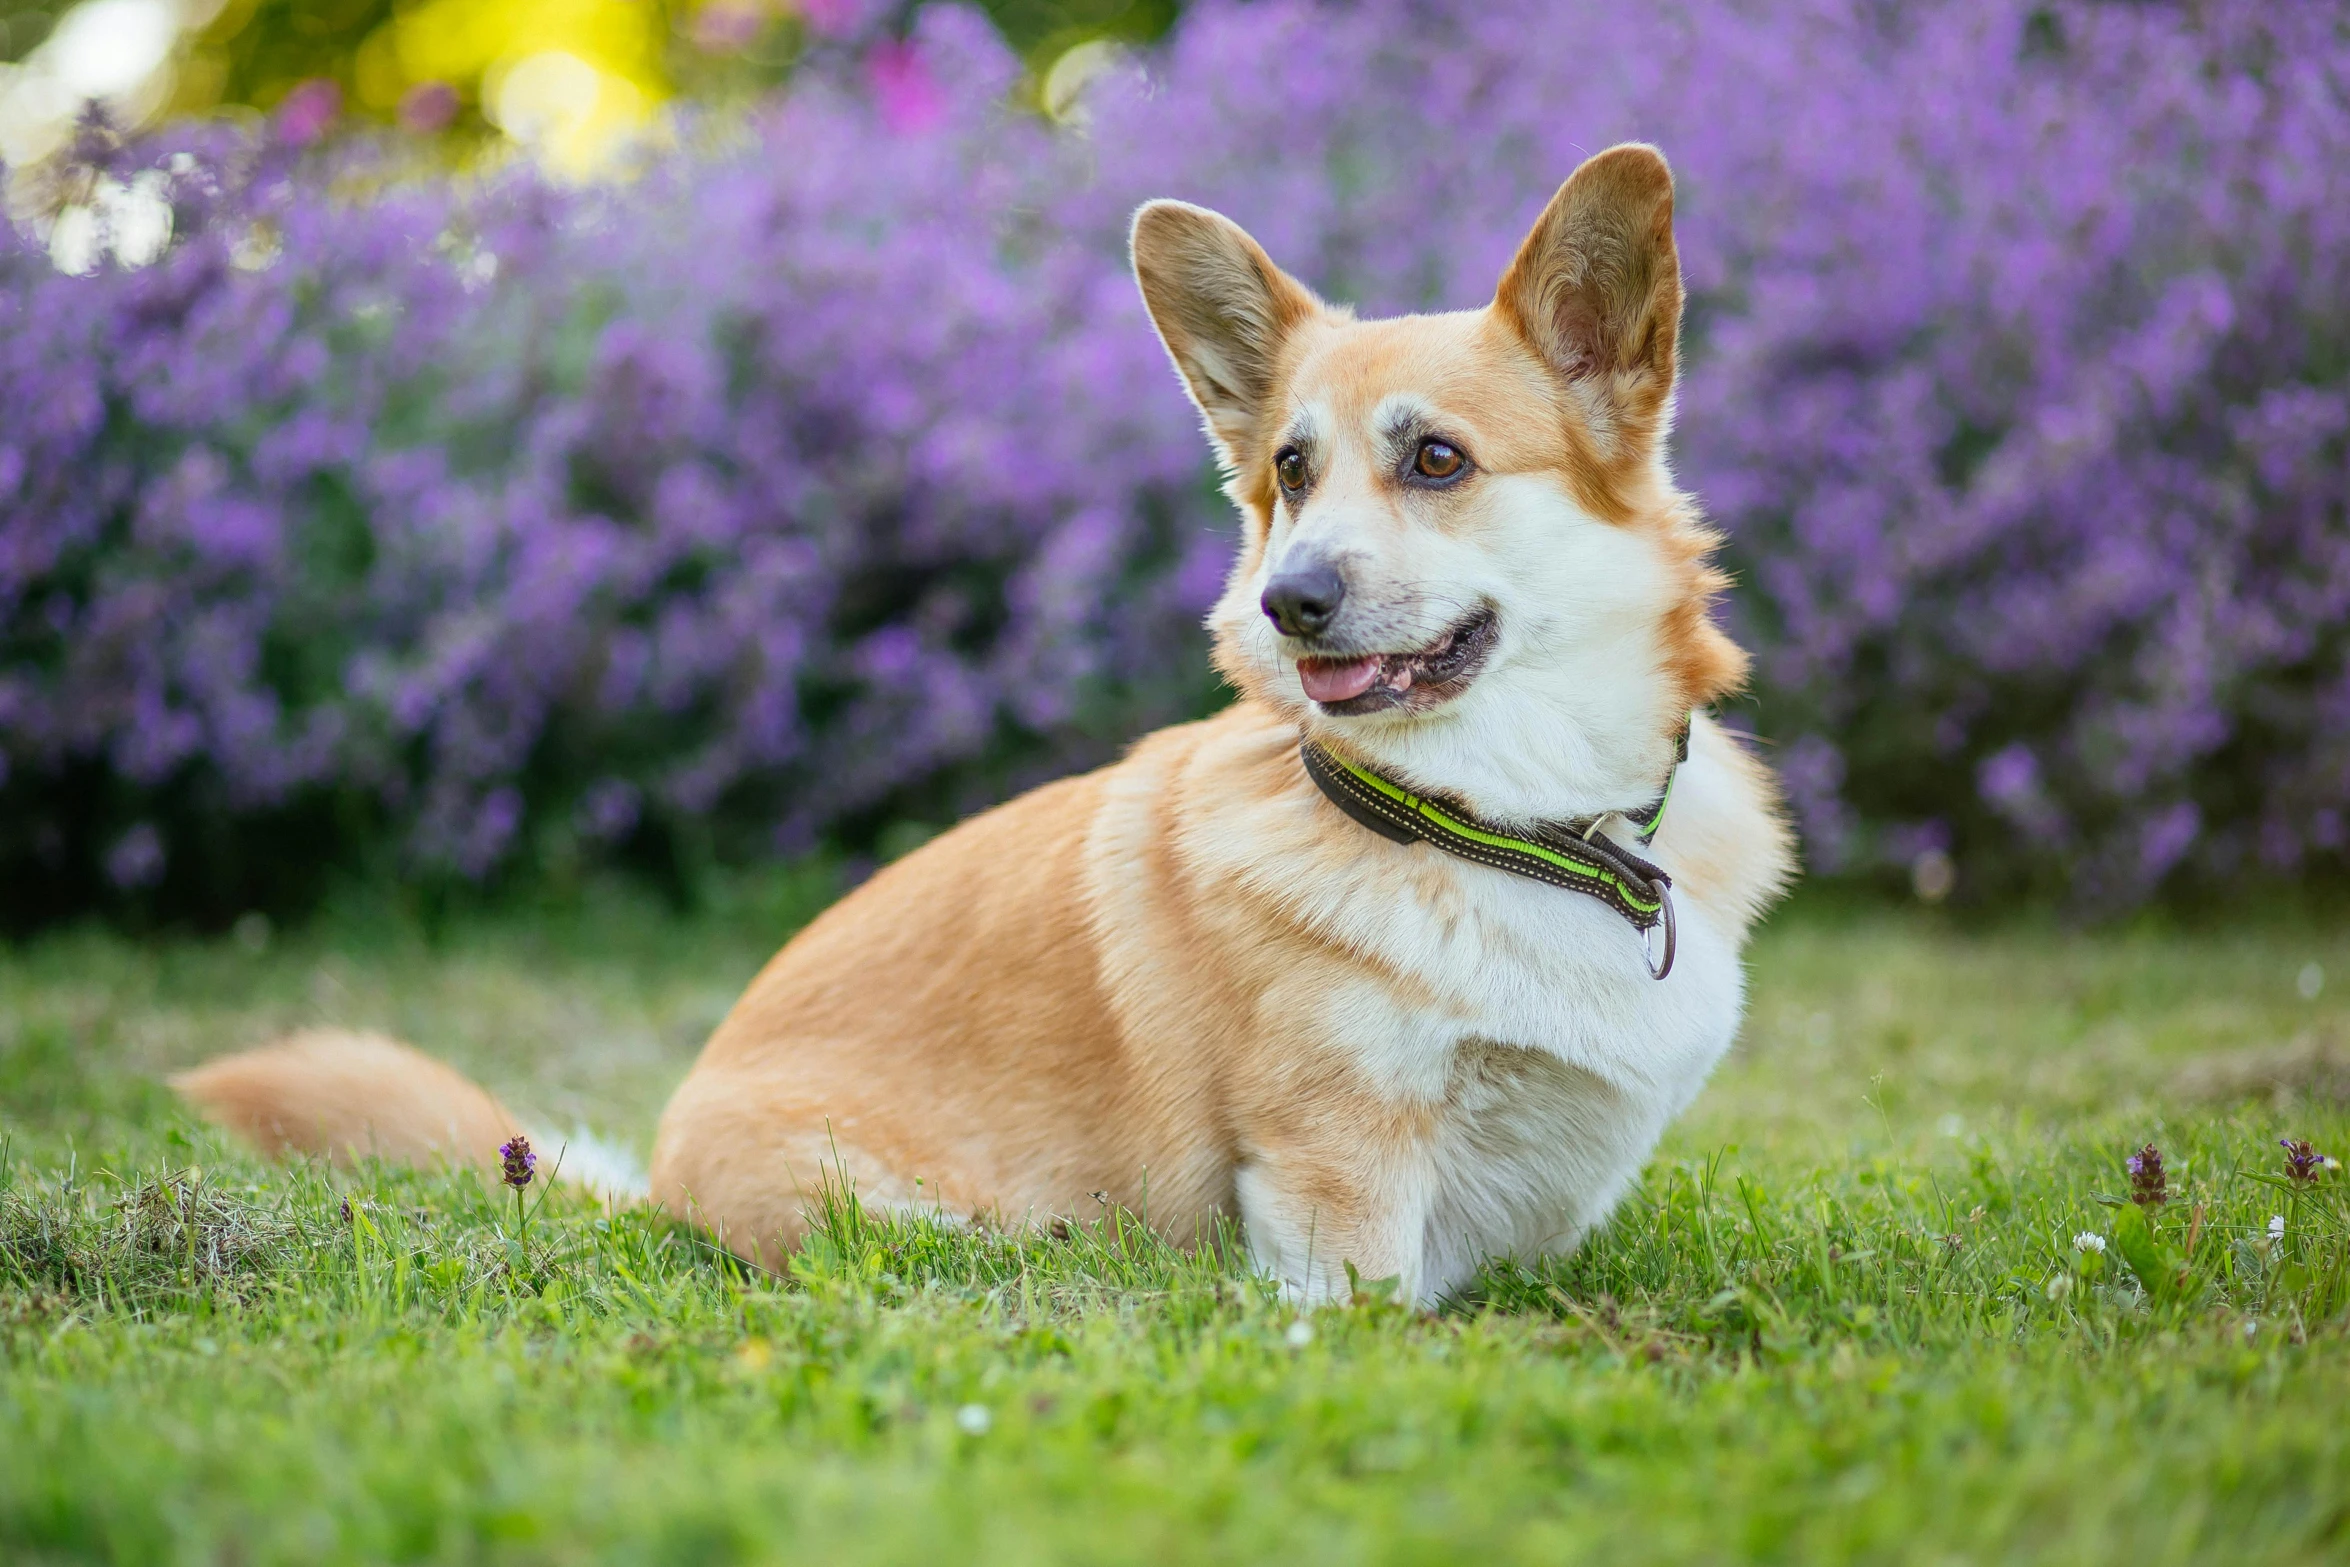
167,0 -> 1176,145
979,0 -> 1174,63
2,0 -> 1175,174
0,2 -> 58,64
179,0 -> 760,143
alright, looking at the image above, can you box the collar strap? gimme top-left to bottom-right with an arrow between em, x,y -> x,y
1298,725 -> 1688,980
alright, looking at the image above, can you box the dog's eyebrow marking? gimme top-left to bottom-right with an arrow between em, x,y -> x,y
1279,404 -> 1327,455
1374,394 -> 1447,468
1271,405 -> 1328,515
1374,394 -> 1439,438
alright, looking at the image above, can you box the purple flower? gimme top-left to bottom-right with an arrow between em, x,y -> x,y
2127,1143 -> 2168,1207
499,1136 -> 537,1190
4,0 -> 2349,921
2281,1139 -> 2323,1185
104,824 -> 166,890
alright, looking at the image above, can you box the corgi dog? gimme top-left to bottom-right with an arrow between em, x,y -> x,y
177,143 -> 1791,1307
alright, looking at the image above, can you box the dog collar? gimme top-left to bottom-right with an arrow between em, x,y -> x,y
1298,721 -> 1688,980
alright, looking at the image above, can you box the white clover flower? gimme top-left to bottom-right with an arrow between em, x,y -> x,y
1285,1319 -> 1315,1348
2268,1215 -> 2286,1241
2073,1232 -> 2106,1254
955,1403 -> 992,1436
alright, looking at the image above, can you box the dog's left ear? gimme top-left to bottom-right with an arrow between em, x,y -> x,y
1494,143 -> 1683,458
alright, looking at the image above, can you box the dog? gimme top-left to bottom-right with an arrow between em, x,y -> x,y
177,144 -> 1792,1307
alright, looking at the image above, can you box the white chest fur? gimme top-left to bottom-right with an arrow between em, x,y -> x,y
1287,848 -> 1741,1302
1168,726 -> 1754,1306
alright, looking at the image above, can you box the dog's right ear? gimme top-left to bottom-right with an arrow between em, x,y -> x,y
1130,201 -> 1321,470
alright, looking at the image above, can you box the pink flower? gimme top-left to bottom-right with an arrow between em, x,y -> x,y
274,79 -> 342,148
865,40 -> 944,135
398,81 -> 460,134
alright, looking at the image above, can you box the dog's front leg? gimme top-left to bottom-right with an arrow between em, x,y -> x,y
1232,1141 -> 1433,1308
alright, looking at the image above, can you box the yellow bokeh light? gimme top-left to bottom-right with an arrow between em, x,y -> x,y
489,49 -> 651,174
383,0 -> 675,175
12,0 -> 804,181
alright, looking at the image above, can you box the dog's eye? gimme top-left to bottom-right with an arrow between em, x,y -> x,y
1414,440 -> 1465,481
1275,447 -> 1308,492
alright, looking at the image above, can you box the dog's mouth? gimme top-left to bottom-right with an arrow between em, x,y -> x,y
1294,608 -> 1498,716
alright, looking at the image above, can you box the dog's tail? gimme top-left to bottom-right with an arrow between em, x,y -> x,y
170,1029 -> 648,1204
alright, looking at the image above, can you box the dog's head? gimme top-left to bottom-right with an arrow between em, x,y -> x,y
1132,145 -> 1745,821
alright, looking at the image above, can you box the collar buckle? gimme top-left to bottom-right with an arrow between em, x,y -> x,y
1639,886 -> 1678,981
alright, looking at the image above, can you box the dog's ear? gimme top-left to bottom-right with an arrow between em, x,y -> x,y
1494,143 -> 1683,458
1131,201 -> 1322,468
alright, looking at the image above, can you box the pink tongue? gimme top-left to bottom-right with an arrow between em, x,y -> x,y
1299,656 -> 1383,703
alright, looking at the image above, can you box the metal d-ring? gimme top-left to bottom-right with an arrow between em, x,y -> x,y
1640,885 -> 1677,981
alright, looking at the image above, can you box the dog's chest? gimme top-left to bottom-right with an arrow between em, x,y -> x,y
1306,857 -> 1744,1276
1303,847 -> 1741,1098
1418,1034 -> 1658,1269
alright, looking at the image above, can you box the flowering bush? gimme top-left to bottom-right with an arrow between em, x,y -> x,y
3,0 -> 2345,924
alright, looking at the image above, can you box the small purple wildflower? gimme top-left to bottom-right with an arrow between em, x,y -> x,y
2127,1143 -> 2168,1207
104,824 -> 166,891
2281,1139 -> 2323,1185
499,1135 -> 537,1191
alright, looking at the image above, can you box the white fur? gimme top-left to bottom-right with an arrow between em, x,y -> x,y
527,1124 -> 651,1207
1166,717 -> 1747,1306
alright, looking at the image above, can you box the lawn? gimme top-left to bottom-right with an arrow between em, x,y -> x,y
3,881 -> 2347,1564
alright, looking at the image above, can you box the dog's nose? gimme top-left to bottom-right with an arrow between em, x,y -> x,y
1261,566 -> 1346,638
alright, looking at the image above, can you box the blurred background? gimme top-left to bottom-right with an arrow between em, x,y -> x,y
0,0 -> 2344,931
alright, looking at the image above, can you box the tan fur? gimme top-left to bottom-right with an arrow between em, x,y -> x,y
1494,143 -> 1682,489
1131,201 -> 1332,515
175,145 -> 1795,1298
171,1029 -> 518,1176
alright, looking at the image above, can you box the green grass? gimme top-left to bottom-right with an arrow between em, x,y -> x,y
3,883 -> 2348,1564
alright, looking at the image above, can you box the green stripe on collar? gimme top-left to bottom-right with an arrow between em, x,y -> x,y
1297,721 -> 1690,980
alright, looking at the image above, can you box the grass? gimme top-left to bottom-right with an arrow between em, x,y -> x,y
3,880 -> 2348,1564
